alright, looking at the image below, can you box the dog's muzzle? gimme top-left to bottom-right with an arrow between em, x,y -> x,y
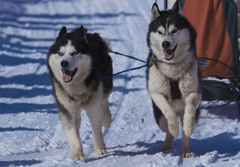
61,60 -> 78,83
162,42 -> 178,60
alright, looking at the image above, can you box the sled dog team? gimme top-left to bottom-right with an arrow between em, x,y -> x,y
47,2 -> 201,161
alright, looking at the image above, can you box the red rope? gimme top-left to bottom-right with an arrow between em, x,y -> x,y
155,0 -> 157,3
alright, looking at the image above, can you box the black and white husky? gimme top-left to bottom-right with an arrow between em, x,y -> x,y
146,3 -> 201,158
47,25 -> 113,161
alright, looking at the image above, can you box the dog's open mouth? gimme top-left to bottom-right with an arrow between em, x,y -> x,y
163,44 -> 178,60
62,68 -> 78,83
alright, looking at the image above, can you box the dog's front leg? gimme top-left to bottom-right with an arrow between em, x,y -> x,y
54,82 -> 85,161
183,92 -> 200,137
84,97 -> 106,155
150,92 -> 179,137
59,109 -> 85,161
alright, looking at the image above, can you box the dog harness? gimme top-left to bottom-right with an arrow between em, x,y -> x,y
150,53 -> 182,100
169,78 -> 182,100
68,94 -> 76,101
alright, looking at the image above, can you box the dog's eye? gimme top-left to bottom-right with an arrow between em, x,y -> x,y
172,29 -> 178,34
157,31 -> 162,35
58,52 -> 64,56
71,51 -> 78,56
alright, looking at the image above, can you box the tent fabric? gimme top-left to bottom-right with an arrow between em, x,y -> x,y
233,0 -> 240,51
173,0 -> 240,78
234,0 -> 240,35
170,0 -> 240,55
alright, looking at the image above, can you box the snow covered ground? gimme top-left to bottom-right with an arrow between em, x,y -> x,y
0,0 -> 240,166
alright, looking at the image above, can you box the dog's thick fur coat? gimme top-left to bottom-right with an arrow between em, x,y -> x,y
47,26 -> 113,161
146,3 -> 201,158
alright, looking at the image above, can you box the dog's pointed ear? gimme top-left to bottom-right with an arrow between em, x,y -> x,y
175,0 -> 184,16
79,25 -> 88,44
57,26 -> 67,41
151,3 -> 160,21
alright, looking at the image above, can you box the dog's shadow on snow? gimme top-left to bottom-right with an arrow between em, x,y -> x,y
0,160 -> 42,167
190,132 -> 240,156
88,132 -> 240,162
87,141 -> 164,162
109,141 -> 164,155
201,102 -> 240,120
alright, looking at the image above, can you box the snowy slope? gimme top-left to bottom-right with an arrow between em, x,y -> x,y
0,0 -> 240,166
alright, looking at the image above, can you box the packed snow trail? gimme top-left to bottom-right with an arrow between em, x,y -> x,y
0,0 -> 240,166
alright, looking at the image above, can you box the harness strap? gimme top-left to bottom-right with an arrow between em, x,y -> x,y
169,78 -> 182,100
68,94 -> 76,101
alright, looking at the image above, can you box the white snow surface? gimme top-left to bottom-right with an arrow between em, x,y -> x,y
0,0 -> 240,166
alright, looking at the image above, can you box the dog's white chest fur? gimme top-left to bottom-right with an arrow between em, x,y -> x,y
148,57 -> 199,98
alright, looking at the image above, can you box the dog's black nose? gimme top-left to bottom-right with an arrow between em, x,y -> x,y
162,41 -> 171,49
61,60 -> 68,68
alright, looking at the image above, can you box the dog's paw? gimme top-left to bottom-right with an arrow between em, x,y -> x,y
72,152 -> 87,162
95,147 -> 107,155
166,113 -> 179,137
183,119 -> 195,137
182,152 -> 195,158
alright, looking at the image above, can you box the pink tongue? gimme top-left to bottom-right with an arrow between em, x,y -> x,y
164,51 -> 174,59
63,71 -> 72,82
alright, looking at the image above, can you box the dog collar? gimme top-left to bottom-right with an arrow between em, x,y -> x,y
150,54 -> 164,65
68,94 -> 76,101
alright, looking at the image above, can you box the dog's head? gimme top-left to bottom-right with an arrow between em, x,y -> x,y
147,2 -> 196,63
48,26 -> 91,84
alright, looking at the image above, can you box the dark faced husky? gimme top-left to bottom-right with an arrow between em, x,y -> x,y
47,25 -> 113,161
146,3 -> 201,158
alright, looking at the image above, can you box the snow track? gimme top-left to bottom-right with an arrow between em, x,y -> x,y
0,0 -> 240,166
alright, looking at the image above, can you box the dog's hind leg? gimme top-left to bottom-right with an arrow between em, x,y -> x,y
152,101 -> 174,151
159,116 -> 174,151
102,100 -> 112,129
181,133 -> 195,158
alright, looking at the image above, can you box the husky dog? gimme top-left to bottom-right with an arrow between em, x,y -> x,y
47,25 -> 113,161
146,2 -> 201,158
